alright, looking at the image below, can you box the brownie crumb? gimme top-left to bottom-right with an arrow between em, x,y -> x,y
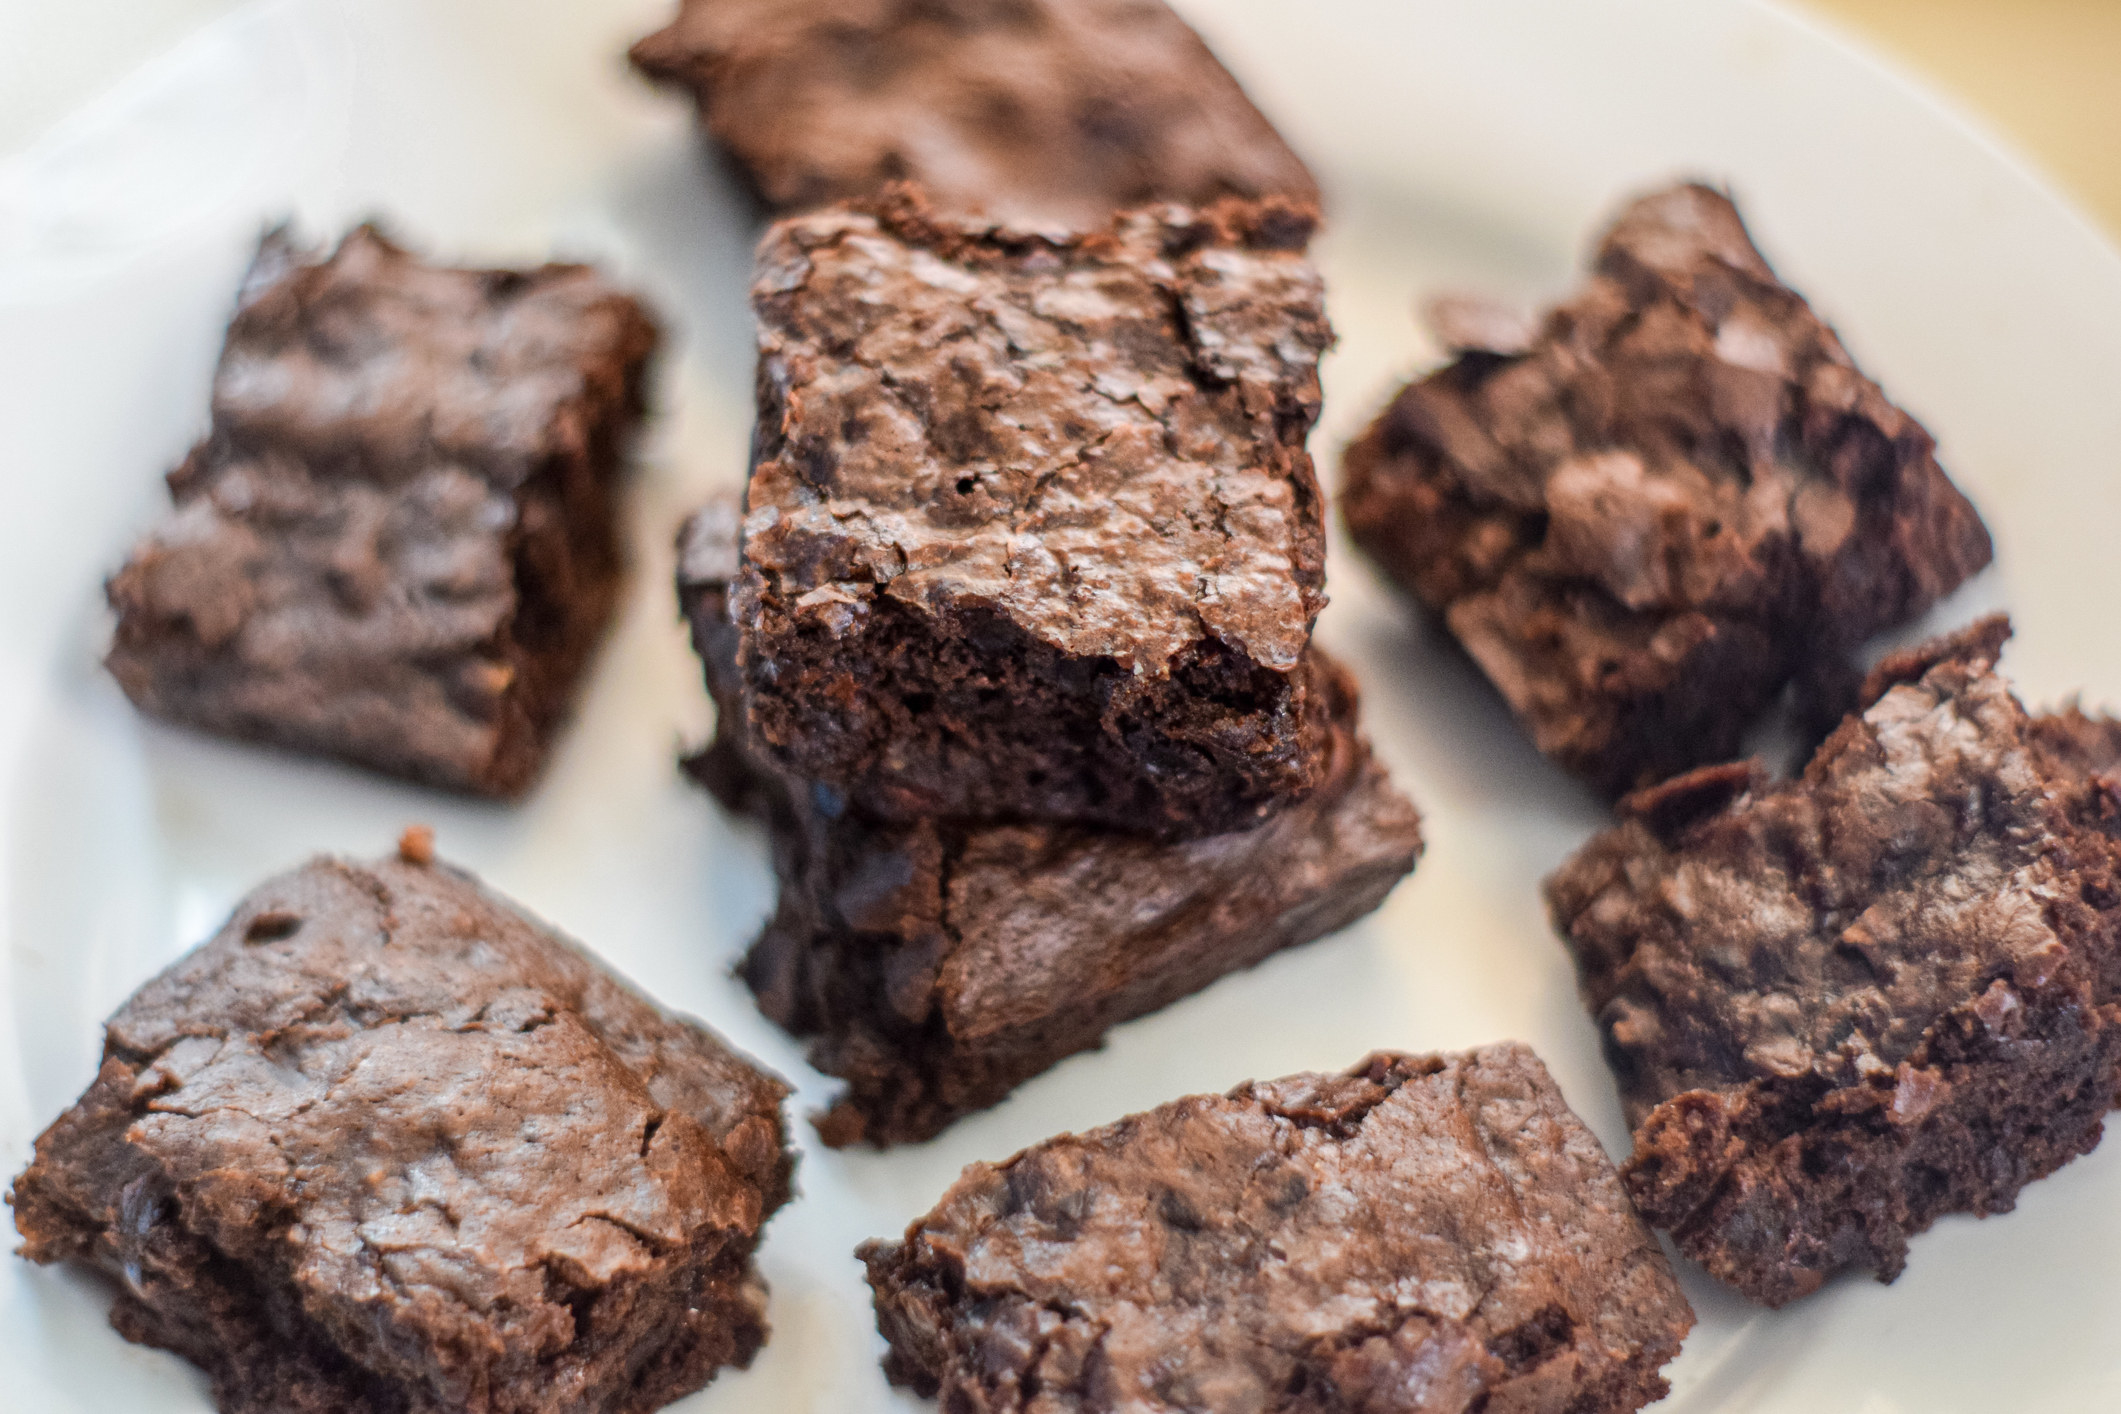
396,823 -> 436,865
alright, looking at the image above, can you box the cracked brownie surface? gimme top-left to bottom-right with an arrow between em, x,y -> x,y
1343,183 -> 1992,796
736,192 -> 1333,837
629,0 -> 1318,229
860,1044 -> 1693,1414
10,845 -> 791,1414
105,225 -> 659,797
679,503 -> 1423,1147
1547,617 -> 2121,1305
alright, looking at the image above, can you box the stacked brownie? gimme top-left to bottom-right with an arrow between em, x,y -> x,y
682,191 -> 1425,1144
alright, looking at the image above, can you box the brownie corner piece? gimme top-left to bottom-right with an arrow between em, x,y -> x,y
628,0 -> 1318,228
10,848 -> 790,1414
104,223 -> 660,798
736,194 -> 1334,837
1343,181 -> 1993,796
860,1044 -> 1693,1414
1547,615 -> 2121,1305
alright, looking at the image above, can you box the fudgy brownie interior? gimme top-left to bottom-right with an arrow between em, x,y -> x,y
734,191 -> 1334,838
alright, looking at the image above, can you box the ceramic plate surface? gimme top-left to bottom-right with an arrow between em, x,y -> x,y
4,1 -> 2121,1409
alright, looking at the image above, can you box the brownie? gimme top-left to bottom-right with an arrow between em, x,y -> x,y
676,502 -> 1421,1146
732,192 -> 1334,838
1546,616 -> 2121,1306
10,839 -> 792,1414
105,225 -> 660,797
628,0 -> 1319,230
1343,183 -> 1993,796
860,1045 -> 1694,1414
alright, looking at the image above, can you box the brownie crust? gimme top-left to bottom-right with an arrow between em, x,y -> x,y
1547,617 -> 2121,1305
629,0 -> 1319,230
11,847 -> 791,1414
679,504 -> 1422,1146
860,1045 -> 1694,1414
736,192 -> 1334,838
1343,183 -> 1993,796
105,225 -> 659,797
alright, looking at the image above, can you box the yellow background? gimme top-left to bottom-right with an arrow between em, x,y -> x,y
1801,0 -> 2121,236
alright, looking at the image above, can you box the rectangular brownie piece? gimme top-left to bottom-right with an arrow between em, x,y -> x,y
1343,183 -> 1993,796
105,225 -> 659,797
629,0 -> 1318,229
861,1044 -> 1695,1414
679,503 -> 1422,1146
1546,616 -> 2121,1306
732,191 -> 1334,839
11,839 -> 792,1414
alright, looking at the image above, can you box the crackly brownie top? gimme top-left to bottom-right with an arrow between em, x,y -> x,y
1360,183 -> 1988,631
207,224 -> 656,480
740,193 -> 1330,676
1345,184 -> 1991,773
104,226 -> 656,790
1548,617 -> 2121,1126
864,1044 -> 1691,1411
629,0 -> 1318,230
20,850 -> 789,1384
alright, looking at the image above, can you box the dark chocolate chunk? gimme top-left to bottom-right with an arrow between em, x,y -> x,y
11,850 -> 791,1414
861,1045 -> 1694,1413
1344,183 -> 1993,796
105,225 -> 659,797
1547,616 -> 2121,1305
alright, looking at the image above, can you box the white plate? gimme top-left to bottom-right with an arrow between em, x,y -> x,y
5,1 -> 2121,1409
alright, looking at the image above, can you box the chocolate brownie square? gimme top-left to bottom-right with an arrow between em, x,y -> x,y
1343,183 -> 1993,796
861,1045 -> 1694,1414
105,225 -> 659,797
11,839 -> 792,1414
732,192 -> 1333,838
1547,617 -> 2121,1306
677,503 -> 1422,1146
628,0 -> 1319,230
